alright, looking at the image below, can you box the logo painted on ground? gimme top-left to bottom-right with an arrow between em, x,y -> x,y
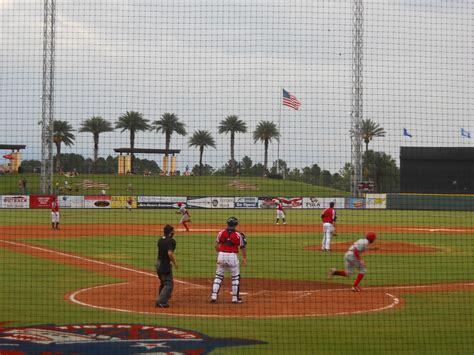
0,323 -> 265,354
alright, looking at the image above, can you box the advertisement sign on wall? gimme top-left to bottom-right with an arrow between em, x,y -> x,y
138,196 -> 185,208
281,197 -> 303,209
59,195 -> 85,208
1,195 -> 29,208
210,197 -> 235,209
186,197 -> 212,209
29,195 -> 54,209
365,194 -> 387,209
345,198 -> 366,209
235,197 -> 259,208
258,197 -> 276,209
111,196 -> 136,209
257,197 -> 302,209
84,196 -> 112,208
302,197 -> 345,209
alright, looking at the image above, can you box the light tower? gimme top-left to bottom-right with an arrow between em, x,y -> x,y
351,0 -> 364,195
40,0 -> 56,194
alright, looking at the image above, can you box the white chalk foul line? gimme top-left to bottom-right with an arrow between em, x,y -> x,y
0,240 -> 204,288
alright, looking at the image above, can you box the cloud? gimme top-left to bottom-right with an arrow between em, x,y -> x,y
1,0 -> 473,172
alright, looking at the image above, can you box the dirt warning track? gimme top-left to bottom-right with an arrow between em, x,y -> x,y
1,223 -> 474,240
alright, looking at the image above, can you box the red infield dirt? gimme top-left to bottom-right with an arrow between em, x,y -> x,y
305,241 -> 442,254
1,223 -> 474,239
0,223 -> 473,318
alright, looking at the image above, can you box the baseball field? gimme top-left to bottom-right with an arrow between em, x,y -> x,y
0,206 -> 473,354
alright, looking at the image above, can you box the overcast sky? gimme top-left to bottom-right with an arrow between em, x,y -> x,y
1,0 -> 473,173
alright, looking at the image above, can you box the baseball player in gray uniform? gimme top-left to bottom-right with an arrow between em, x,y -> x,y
328,232 -> 377,291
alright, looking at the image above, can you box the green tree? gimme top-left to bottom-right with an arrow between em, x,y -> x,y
252,121 -> 280,176
115,111 -> 151,173
151,112 -> 187,155
79,116 -> 114,172
320,170 -> 332,186
191,164 -> 215,176
215,160 -> 242,176
334,162 -> 353,191
350,118 -> 386,152
188,130 -> 216,176
218,115 -> 247,175
240,156 -> 253,176
53,120 -> 75,172
331,172 -> 343,189
287,168 -> 302,181
60,153 -> 85,173
302,164 -> 321,185
20,159 -> 41,173
270,159 -> 290,177
363,151 -> 399,192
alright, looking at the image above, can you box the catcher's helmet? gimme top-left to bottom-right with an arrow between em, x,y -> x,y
226,216 -> 239,228
366,232 -> 377,243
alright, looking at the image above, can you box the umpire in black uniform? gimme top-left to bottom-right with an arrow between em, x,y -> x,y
155,224 -> 178,308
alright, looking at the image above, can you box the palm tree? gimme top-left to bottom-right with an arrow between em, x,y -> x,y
188,130 -> 216,176
350,118 -> 386,152
151,112 -> 187,155
79,116 -> 114,172
53,120 -> 75,172
252,121 -> 280,175
218,115 -> 247,175
115,111 -> 151,173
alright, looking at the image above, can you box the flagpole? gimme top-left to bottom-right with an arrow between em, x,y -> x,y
277,87 -> 282,175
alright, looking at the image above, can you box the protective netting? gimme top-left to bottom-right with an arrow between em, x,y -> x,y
0,1 -> 473,354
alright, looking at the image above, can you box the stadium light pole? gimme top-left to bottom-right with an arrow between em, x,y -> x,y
351,0 -> 364,196
40,0 -> 55,195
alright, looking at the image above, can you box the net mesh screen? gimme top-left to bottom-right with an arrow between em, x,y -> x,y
0,1 -> 473,353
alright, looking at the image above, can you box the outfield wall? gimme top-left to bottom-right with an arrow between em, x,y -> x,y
3,194 -> 474,210
387,194 -> 474,211
1,195 -> 384,209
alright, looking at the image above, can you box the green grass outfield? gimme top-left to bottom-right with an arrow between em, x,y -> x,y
2,208 -> 474,227
0,209 -> 473,354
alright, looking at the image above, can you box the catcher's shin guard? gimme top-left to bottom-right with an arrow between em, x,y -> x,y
231,274 -> 241,298
211,273 -> 224,299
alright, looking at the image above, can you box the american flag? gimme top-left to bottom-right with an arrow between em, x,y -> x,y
282,89 -> 301,110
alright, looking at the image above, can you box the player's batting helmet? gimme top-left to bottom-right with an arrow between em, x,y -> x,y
227,216 -> 239,228
366,232 -> 377,243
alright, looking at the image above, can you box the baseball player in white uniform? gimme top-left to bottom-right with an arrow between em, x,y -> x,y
51,196 -> 60,230
275,199 -> 286,225
328,232 -> 377,291
321,201 -> 337,251
176,202 -> 191,231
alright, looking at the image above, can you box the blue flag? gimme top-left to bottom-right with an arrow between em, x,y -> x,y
403,128 -> 412,138
461,128 -> 471,138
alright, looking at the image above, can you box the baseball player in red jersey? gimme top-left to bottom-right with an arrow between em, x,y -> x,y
321,201 -> 337,251
176,202 -> 191,231
274,199 -> 287,225
210,217 -> 247,304
328,232 -> 377,291
126,196 -> 133,212
51,196 -> 60,230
